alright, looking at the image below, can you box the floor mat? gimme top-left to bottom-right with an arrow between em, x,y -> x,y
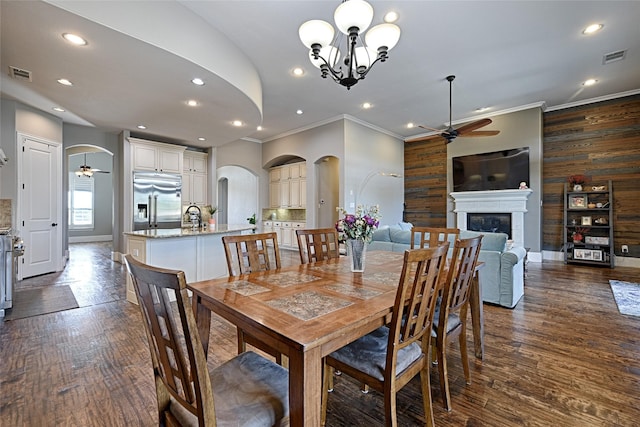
609,280 -> 640,317
4,285 -> 79,321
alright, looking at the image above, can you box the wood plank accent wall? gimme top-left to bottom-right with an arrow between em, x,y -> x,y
542,94 -> 640,254
403,138 -> 447,227
403,94 -> 640,256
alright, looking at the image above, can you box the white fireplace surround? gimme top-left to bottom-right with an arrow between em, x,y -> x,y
450,189 -> 533,248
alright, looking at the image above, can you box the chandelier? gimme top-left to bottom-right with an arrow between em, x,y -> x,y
298,0 -> 401,89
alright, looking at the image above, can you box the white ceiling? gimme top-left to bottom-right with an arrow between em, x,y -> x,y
2,1 -> 639,148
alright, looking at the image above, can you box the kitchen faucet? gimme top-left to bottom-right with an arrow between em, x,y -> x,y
185,205 -> 202,229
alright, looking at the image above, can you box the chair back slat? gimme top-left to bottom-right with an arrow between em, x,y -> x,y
124,255 -> 216,422
410,226 -> 460,250
443,235 -> 483,313
388,244 -> 449,365
222,232 -> 281,276
296,228 -> 340,264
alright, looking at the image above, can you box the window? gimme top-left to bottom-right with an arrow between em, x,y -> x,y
68,172 -> 94,229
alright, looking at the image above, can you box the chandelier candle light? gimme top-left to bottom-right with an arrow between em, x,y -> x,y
298,0 -> 401,89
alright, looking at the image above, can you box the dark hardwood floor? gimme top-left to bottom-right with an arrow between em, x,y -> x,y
1,242 -> 639,426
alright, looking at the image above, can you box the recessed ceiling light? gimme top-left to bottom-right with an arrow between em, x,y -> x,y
292,68 -> 304,76
384,11 -> 399,23
583,79 -> 597,86
407,123 -> 415,129
475,107 -> 490,112
257,126 -> 263,131
296,109 -> 303,115
191,78 -> 205,86
137,125 -> 147,129
57,78 -> 73,86
62,33 -> 87,46
52,107 -> 65,112
362,102 -> 372,109
582,24 -> 603,35
187,100 -> 198,107
198,137 -> 206,141
232,120 -> 243,127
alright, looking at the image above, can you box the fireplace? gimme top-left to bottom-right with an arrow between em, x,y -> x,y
450,189 -> 533,248
467,213 -> 511,238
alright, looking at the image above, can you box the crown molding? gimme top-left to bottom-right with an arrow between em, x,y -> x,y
545,89 -> 640,112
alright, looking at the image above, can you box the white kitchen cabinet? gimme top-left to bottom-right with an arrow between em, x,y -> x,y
183,151 -> 208,205
269,221 -> 305,249
131,139 -> 185,173
269,162 -> 306,208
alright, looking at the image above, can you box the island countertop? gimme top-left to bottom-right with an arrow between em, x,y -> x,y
123,224 -> 255,239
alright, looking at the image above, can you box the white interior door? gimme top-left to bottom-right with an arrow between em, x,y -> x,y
19,134 -> 61,278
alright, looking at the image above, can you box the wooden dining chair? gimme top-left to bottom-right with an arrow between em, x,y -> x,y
321,244 -> 450,427
123,255 -> 289,427
431,235 -> 483,411
295,227 -> 340,264
222,232 -> 284,364
410,226 -> 460,249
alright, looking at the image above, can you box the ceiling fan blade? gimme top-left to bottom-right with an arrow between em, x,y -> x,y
418,124 -> 446,133
455,118 -> 493,136
459,130 -> 501,137
92,169 -> 110,173
405,133 -> 446,144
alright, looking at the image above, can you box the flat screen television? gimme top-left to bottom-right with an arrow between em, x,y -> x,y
452,147 -> 530,192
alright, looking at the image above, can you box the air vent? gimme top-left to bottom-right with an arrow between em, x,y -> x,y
603,50 -> 627,64
8,66 -> 32,81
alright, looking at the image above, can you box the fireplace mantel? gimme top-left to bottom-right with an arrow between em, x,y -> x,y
450,189 -> 533,248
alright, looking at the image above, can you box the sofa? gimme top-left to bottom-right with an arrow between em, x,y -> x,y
368,225 -> 526,308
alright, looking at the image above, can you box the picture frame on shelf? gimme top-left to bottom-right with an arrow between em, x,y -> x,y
581,216 -> 592,226
574,248 -> 592,260
569,195 -> 586,209
592,250 -> 603,261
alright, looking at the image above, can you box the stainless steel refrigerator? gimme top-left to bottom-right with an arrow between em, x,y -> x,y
133,172 -> 182,230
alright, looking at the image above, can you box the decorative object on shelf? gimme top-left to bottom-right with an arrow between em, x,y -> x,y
569,195 -> 586,208
568,174 -> 590,192
594,217 -> 608,225
588,202 -> 597,209
571,227 -> 589,244
206,205 -> 217,228
519,181 -> 528,189
581,216 -> 592,226
335,204 -> 381,272
585,236 -> 609,245
298,0 -> 401,90
592,185 -> 606,191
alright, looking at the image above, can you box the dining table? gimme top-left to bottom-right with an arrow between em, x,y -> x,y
188,250 -> 484,427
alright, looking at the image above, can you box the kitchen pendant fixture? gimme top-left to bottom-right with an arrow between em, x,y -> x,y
298,0 -> 401,89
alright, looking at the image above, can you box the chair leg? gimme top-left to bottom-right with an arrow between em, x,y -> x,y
419,365 -> 435,427
321,362 -> 333,426
237,328 -> 246,355
459,325 -> 471,385
383,385 -> 398,427
436,335 -> 452,411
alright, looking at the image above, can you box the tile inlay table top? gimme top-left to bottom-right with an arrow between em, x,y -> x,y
187,250 -> 485,427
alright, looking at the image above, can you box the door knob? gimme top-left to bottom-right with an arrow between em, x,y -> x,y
51,222 -> 58,227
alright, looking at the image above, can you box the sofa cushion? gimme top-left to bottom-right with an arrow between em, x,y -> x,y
460,230 -> 507,252
397,221 -> 413,231
371,226 -> 391,242
389,226 -> 412,245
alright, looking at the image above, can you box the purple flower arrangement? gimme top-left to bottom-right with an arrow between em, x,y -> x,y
335,205 -> 381,243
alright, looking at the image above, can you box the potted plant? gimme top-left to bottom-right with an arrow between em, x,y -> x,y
206,205 -> 217,227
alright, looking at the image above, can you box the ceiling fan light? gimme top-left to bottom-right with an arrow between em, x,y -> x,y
334,0 -> 374,35
309,46 -> 341,69
75,170 -> 83,177
299,20 -> 334,49
365,23 -> 401,51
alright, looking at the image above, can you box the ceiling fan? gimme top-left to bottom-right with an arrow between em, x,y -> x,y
405,75 -> 500,144
75,153 -> 110,177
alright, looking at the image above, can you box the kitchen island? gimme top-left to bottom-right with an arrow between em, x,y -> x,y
124,224 -> 255,304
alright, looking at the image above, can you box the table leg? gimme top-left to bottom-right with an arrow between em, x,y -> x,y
287,346 -> 322,427
469,273 -> 484,360
192,294 -> 211,356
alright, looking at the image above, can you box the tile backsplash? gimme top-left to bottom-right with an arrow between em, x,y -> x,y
0,199 -> 12,228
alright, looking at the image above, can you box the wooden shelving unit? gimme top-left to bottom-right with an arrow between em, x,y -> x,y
563,180 -> 614,268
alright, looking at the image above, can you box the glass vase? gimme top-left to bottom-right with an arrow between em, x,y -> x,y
346,239 -> 367,272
